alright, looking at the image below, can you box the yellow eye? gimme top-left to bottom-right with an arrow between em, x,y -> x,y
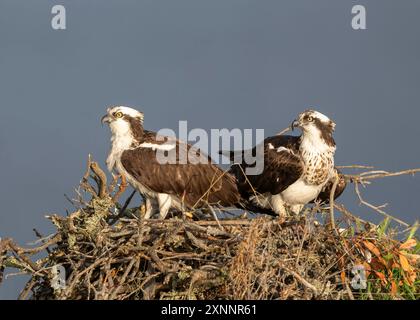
307,116 -> 313,122
114,111 -> 123,118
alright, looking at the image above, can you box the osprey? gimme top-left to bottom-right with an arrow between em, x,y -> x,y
226,110 -> 346,217
101,106 -> 241,219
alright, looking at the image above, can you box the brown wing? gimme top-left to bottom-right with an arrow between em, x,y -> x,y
230,135 -> 304,198
120,134 -> 240,208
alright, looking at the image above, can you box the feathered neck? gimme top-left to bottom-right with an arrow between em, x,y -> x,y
107,117 -> 144,171
299,129 -> 336,156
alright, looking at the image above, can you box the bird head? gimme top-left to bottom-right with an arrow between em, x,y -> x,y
101,106 -> 144,138
291,109 -> 336,146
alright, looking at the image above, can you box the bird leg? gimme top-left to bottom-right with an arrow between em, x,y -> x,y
157,194 -> 172,220
270,195 -> 288,218
143,198 -> 156,219
289,204 -> 305,215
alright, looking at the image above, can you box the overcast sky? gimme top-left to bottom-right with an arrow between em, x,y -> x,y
1,0 -> 419,299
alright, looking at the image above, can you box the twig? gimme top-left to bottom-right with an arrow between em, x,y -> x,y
336,165 -> 374,169
32,229 -> 51,254
279,263 -> 319,297
207,205 -> 223,229
90,162 -> 108,198
328,172 -> 339,232
354,183 -> 409,227
275,126 -> 292,136
109,190 -> 137,225
347,168 -> 420,182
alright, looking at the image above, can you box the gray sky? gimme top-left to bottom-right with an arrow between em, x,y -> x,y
1,0 -> 419,299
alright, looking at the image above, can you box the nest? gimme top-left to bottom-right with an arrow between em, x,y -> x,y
0,159 -> 419,300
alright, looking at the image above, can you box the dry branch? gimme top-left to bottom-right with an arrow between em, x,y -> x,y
342,167 -> 420,227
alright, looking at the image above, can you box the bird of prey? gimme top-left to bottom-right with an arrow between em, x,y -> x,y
224,110 -> 346,217
101,106 -> 241,219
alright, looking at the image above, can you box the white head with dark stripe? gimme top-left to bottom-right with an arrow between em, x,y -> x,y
101,106 -> 147,172
292,109 -> 336,148
101,106 -> 145,144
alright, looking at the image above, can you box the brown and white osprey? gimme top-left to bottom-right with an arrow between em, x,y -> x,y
226,110 -> 346,217
101,106 -> 241,219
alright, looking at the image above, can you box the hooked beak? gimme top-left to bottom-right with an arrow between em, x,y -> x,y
291,119 -> 299,131
101,114 -> 111,126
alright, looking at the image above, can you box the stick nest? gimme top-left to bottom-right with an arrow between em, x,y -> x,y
1,159 -> 419,300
